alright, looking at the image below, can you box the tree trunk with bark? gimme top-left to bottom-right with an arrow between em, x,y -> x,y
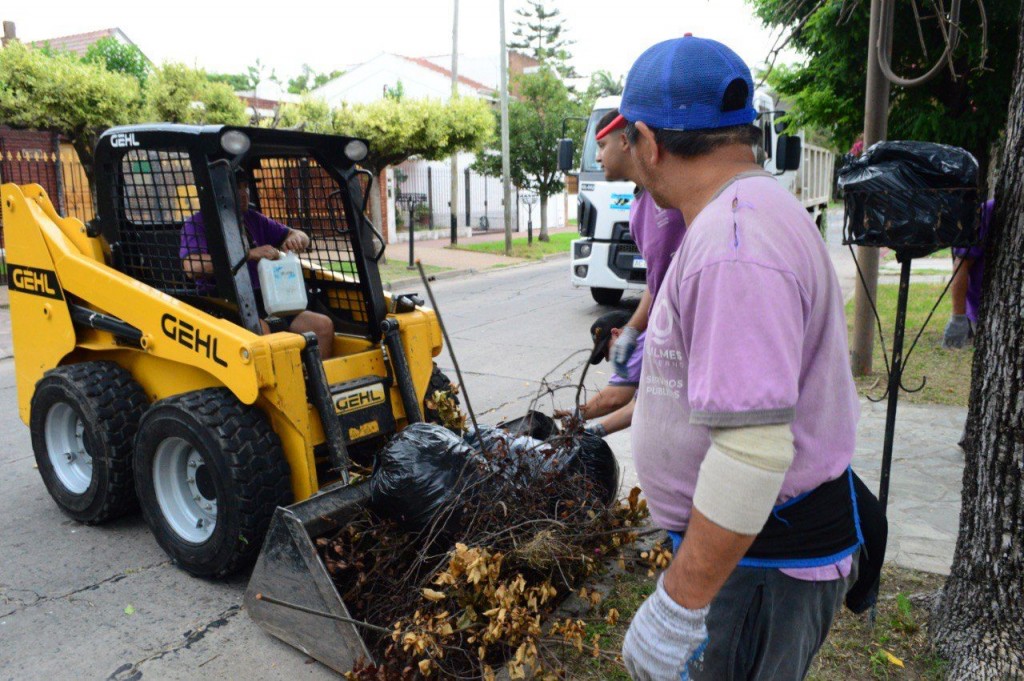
538,193 -> 550,242
930,9 -> 1024,678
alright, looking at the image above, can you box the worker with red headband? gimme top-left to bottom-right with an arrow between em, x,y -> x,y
595,109 -> 687,383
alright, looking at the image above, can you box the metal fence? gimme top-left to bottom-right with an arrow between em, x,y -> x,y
0,150 -> 94,285
393,161 -> 521,234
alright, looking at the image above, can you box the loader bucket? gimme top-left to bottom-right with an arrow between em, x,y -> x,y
244,482 -> 374,673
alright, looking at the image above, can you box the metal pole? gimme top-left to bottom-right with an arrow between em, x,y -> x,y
851,0 -> 894,375
407,205 -> 415,270
878,258 -> 911,510
450,0 -> 460,245
427,167 -> 434,228
464,167 -> 471,227
498,0 -> 514,256
528,203 -> 533,245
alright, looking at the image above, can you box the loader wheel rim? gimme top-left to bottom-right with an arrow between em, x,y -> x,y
152,438 -> 217,543
44,403 -> 92,494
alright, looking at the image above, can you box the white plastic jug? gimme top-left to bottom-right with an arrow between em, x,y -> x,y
257,251 -> 308,317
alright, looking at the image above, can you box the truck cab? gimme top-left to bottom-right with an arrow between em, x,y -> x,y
567,97 -> 643,306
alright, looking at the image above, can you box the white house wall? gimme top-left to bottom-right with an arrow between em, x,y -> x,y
313,53 -> 483,106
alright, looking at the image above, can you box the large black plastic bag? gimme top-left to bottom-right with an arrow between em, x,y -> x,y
550,431 -> 620,506
838,141 -> 980,259
497,410 -> 559,440
369,423 -> 479,530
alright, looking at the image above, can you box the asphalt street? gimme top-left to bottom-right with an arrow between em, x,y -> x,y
0,259 -> 625,680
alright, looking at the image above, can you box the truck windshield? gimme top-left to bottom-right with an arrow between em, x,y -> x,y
580,108 -> 613,173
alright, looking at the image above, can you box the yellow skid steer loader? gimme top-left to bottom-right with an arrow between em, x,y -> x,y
2,124 -> 453,670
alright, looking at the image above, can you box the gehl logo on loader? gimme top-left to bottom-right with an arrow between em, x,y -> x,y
334,384 -> 386,415
110,133 -> 140,148
161,313 -> 228,367
9,265 -> 63,301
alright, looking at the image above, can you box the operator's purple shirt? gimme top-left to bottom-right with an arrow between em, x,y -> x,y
632,173 -> 859,581
179,210 -> 290,290
608,332 -> 645,387
629,189 -> 687,302
952,199 -> 994,323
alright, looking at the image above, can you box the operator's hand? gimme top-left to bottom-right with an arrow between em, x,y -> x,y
280,229 -> 310,254
554,406 -> 585,420
623,575 -> 710,681
611,326 -> 640,379
248,244 -> 282,261
584,422 -> 607,438
942,314 -> 972,349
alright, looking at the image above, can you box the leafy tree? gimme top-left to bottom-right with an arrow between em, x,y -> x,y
82,36 -> 149,85
473,68 -> 584,241
144,63 -> 248,126
747,0 -> 1020,181
287,64 -> 344,94
331,96 -> 494,232
207,71 -> 251,91
930,9 -> 1024,676
278,96 -> 334,133
383,80 -> 405,101
0,41 -> 141,190
585,70 -> 624,99
509,0 -> 579,80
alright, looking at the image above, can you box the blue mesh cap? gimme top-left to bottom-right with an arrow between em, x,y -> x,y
620,35 -> 757,131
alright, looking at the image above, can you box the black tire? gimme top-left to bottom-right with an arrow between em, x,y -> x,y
423,363 -> 459,425
591,287 -> 624,306
133,389 -> 292,578
30,361 -> 148,524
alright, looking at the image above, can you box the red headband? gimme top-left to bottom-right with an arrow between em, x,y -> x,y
595,114 -> 627,141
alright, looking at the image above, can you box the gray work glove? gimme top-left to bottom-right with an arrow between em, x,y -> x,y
622,574 -> 710,681
611,326 -> 640,379
942,314 -> 972,349
585,422 -> 607,438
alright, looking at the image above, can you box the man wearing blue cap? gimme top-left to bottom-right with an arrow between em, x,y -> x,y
618,36 -> 865,680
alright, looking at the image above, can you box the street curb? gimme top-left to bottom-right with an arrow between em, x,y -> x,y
384,251 -> 570,291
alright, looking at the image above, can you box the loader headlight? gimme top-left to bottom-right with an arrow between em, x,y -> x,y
575,242 -> 592,258
344,140 -> 369,162
221,130 -> 251,155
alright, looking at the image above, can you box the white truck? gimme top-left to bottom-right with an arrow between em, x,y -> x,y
559,93 -> 834,305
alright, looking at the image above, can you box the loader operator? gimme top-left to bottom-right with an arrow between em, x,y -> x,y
179,169 -> 335,358
617,36 -> 867,680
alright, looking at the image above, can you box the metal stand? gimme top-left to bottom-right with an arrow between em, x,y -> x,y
878,258 -> 910,511
522,193 -> 538,245
395,193 -> 426,271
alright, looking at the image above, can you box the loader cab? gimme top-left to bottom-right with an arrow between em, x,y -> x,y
93,124 -> 386,341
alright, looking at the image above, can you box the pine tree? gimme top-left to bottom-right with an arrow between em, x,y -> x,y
508,0 -> 578,80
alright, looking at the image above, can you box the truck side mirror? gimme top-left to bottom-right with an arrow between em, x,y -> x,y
557,138 -> 575,173
775,134 -> 802,172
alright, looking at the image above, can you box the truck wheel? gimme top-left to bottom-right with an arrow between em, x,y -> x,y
30,362 -> 148,524
591,287 -> 623,305
133,389 -> 292,578
423,363 -> 459,425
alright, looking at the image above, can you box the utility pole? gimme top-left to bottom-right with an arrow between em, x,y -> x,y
499,0 -> 514,256
850,0 -> 894,375
449,0 -> 460,245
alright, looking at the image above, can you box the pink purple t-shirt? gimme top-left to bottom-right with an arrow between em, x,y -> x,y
632,172 -> 859,580
608,332 -> 645,387
629,190 -> 687,302
179,210 -> 291,290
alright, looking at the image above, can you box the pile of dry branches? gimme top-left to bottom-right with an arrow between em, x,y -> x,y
317,392 -> 651,679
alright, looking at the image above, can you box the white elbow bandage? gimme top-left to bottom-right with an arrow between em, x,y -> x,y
691,424 -> 795,535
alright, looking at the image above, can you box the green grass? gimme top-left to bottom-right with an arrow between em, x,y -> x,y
846,282 -> 971,407
325,259 -> 449,285
450,231 -> 575,259
560,562 -> 947,680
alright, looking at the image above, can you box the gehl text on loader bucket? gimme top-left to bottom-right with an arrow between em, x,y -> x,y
2,124 -> 456,671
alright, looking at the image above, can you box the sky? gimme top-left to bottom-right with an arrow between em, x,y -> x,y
7,0 -> 801,85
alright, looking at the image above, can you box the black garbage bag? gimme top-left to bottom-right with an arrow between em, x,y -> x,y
369,423 -> 480,530
838,141 -> 980,259
546,431 -> 620,506
497,410 -> 559,440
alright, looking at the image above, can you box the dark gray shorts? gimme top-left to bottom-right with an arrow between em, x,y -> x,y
689,559 -> 857,680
